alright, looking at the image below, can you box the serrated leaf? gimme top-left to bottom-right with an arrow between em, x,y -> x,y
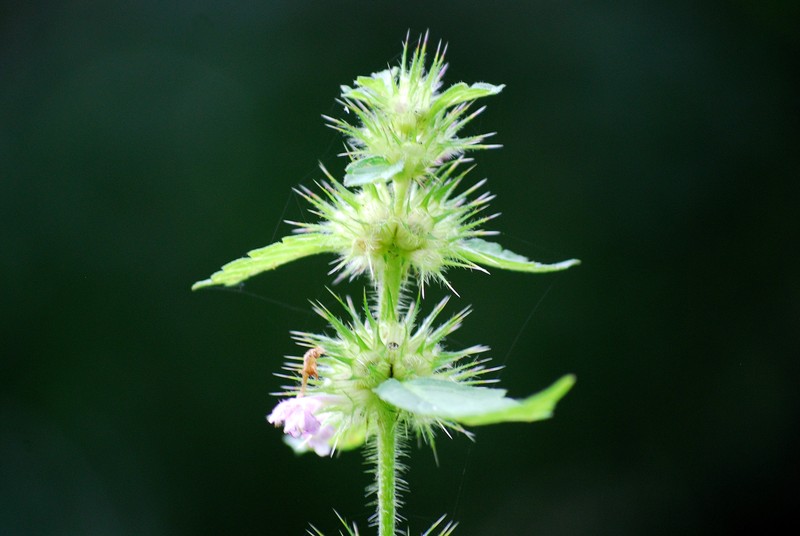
343,156 -> 405,187
457,238 -> 580,273
192,233 -> 335,290
431,82 -> 505,115
373,374 -> 575,426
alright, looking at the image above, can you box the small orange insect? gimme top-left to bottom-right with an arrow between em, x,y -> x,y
300,346 -> 325,396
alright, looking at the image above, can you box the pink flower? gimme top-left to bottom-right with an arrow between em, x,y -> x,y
267,396 -> 336,456
301,423 -> 335,456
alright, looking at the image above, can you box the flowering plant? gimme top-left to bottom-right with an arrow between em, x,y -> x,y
194,34 -> 579,535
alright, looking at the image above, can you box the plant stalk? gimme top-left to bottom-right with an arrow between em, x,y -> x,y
374,176 -> 412,535
376,409 -> 398,536
379,259 -> 404,323
392,176 -> 410,214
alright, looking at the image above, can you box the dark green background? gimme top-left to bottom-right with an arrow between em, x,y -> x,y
2,1 -> 797,534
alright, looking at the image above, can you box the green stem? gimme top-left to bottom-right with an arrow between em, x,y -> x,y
376,409 -> 398,536
379,259 -> 404,322
392,177 -> 410,214
373,176 -> 412,535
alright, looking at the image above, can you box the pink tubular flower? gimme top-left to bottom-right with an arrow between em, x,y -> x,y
267,396 -> 336,456
301,423 -> 335,456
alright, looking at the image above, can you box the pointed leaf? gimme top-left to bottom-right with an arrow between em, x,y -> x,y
458,238 -> 580,273
431,82 -> 505,115
192,233 -> 335,290
349,68 -> 395,97
458,375 -> 575,426
373,374 -> 575,426
343,156 -> 405,187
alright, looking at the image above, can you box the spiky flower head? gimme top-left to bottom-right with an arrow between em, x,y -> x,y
273,295 -> 492,454
269,294 -> 574,456
292,161 -> 499,292
326,32 -> 504,188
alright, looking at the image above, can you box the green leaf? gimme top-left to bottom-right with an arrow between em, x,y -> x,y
373,374 -> 575,426
352,69 -> 395,95
431,82 -> 505,115
343,156 -> 405,187
457,238 -> 581,273
192,233 -> 335,290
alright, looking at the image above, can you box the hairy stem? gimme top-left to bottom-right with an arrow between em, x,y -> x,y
376,408 -> 398,536
374,176 -> 413,534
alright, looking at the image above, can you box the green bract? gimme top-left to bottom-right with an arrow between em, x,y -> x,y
194,33 -> 579,536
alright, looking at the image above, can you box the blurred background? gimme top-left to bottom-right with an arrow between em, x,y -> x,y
2,1 -> 797,534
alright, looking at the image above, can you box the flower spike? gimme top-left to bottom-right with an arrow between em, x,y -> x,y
194,34 -> 579,535
335,34 -> 505,187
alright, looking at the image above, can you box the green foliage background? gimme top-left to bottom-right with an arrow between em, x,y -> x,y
2,1 -> 797,534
